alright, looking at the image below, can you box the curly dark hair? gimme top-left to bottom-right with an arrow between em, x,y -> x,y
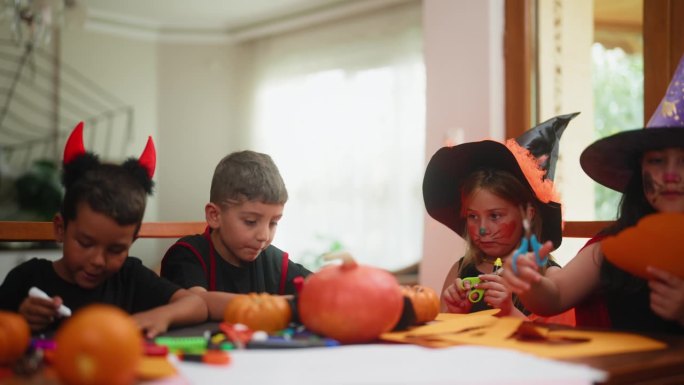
61,158 -> 153,233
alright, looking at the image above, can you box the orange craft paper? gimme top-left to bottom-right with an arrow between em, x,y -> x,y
601,212 -> 684,279
380,311 -> 666,359
137,356 -> 178,380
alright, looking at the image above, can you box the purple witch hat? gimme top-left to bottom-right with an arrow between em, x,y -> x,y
580,54 -> 684,192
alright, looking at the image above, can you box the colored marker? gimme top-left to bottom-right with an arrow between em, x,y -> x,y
28,287 -> 72,317
246,336 -> 339,349
493,258 -> 502,274
178,350 -> 230,365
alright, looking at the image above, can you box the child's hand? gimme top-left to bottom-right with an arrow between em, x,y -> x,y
132,310 -> 172,339
501,240 -> 554,294
478,274 -> 513,315
647,266 -> 684,326
19,295 -> 64,332
442,278 -> 473,314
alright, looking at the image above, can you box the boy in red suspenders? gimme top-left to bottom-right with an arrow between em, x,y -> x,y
161,151 -> 311,319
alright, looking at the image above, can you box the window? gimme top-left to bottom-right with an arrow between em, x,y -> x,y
244,3 -> 424,271
506,0 -> 644,265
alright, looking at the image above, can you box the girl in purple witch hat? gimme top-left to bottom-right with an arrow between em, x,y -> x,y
503,55 -> 684,334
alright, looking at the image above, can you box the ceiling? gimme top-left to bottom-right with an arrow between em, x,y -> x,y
77,0 -> 642,43
82,0 -> 346,30
82,0 -> 643,29
78,0 -> 410,42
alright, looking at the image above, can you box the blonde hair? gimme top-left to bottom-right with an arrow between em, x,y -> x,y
457,168 -> 551,277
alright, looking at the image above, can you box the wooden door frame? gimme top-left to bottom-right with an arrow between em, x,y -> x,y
643,0 -> 684,120
505,0 -> 684,134
504,0 -> 535,139
503,0 -> 683,237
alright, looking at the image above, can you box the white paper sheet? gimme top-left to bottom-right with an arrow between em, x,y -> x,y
173,344 -> 607,385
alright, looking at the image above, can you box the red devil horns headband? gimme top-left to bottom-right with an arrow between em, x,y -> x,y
63,121 -> 85,165
138,137 -> 156,179
63,121 -> 156,179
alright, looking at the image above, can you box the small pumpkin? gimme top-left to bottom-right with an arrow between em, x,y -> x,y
223,293 -> 292,332
401,285 -> 440,324
298,253 -> 404,343
0,311 -> 30,366
53,304 -> 143,385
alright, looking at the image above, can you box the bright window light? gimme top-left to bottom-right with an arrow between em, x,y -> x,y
253,61 -> 425,271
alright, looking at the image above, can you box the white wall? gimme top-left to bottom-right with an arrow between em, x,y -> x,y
420,0 -> 505,292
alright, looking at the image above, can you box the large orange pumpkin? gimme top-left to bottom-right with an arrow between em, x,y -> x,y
298,254 -> 404,343
401,285 -> 440,324
53,304 -> 143,385
223,293 -> 292,332
0,311 -> 30,366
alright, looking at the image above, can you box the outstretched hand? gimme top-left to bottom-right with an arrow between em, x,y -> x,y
132,310 -> 172,339
647,266 -> 684,326
501,240 -> 555,295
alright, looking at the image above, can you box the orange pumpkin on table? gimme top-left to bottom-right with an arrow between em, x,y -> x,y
0,311 -> 30,366
401,285 -> 440,324
298,253 -> 404,344
53,304 -> 143,385
223,293 -> 292,332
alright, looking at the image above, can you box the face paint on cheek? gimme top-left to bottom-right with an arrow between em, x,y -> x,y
466,223 -> 480,238
643,171 -> 656,195
493,220 -> 518,241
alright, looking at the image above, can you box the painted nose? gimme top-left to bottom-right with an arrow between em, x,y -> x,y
663,172 -> 681,183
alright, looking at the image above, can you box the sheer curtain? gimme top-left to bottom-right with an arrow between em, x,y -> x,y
242,2 -> 424,271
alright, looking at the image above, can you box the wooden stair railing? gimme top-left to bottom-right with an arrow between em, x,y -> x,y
561,221 -> 613,239
0,221 -> 207,242
0,220 -> 612,243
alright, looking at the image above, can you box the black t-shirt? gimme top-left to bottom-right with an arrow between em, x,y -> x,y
0,257 -> 181,332
602,260 -> 684,334
160,232 -> 311,295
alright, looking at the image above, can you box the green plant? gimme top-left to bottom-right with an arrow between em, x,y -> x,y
592,44 -> 643,219
298,235 -> 345,271
14,159 -> 63,220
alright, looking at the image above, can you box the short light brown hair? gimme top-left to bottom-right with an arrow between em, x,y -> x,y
210,150 -> 288,205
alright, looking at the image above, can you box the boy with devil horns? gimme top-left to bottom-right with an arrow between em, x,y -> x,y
0,122 -> 207,337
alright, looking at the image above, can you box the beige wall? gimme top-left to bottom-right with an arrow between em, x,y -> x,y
59,29 -> 160,265
420,0 -> 504,292
152,42 -> 248,261
156,43 -> 245,221
537,0 -> 596,266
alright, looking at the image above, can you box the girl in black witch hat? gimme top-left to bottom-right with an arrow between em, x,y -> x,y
423,113 -> 576,320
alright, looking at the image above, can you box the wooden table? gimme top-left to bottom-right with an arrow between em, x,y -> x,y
3,323 -> 684,385
566,330 -> 684,385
